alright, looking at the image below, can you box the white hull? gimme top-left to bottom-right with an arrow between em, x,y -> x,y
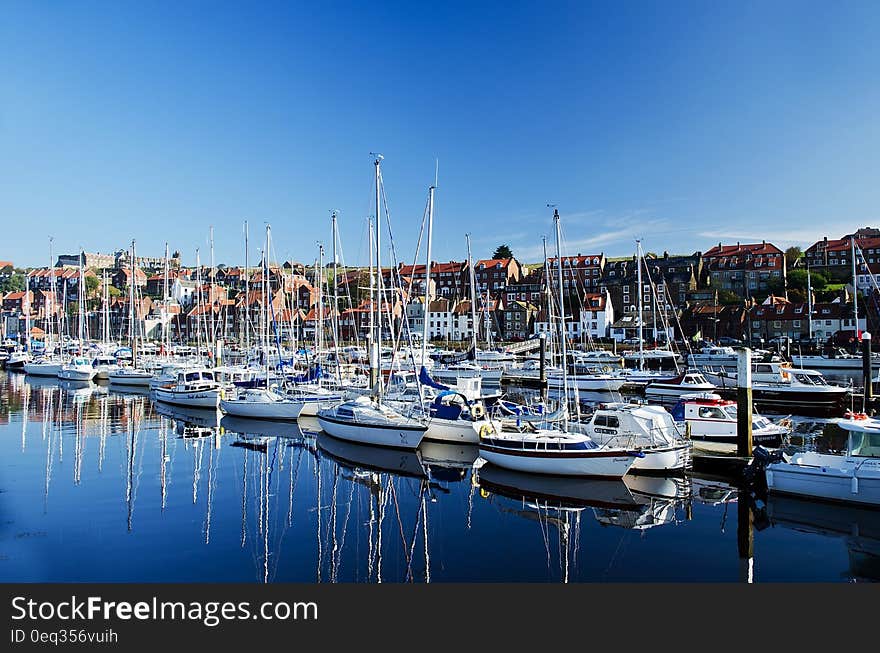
549,374 -> 626,392
423,417 -> 500,445
220,398 -> 303,420
767,463 -> 880,506
291,395 -> 343,417
629,443 -> 692,472
154,388 -> 221,408
316,414 -> 426,449
109,372 -> 153,387
645,384 -> 716,398
57,368 -> 96,381
791,355 -> 880,369
479,448 -> 635,477
24,362 -> 63,377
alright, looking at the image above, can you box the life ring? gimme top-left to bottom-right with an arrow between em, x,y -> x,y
844,411 -> 868,420
478,423 -> 494,438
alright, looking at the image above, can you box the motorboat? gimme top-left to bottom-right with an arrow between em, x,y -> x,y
670,392 -> 791,445
686,346 -> 739,368
108,366 -> 154,387
91,354 -> 119,381
763,414 -> 880,506
4,349 -> 30,371
153,367 -> 223,408
575,401 -> 692,472
23,355 -> 64,377
703,361 -> 850,414
57,356 -> 97,382
644,371 -> 716,399
791,349 -> 880,370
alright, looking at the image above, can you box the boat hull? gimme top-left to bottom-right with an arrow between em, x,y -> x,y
108,372 -> 153,387
767,463 -> 880,507
629,442 -> 693,472
478,439 -> 636,477
219,398 -> 303,420
57,368 -> 95,381
423,417 -> 501,445
24,362 -> 63,377
316,413 -> 426,449
154,388 -> 221,408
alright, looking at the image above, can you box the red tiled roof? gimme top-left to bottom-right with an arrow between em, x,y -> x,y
704,242 -> 783,258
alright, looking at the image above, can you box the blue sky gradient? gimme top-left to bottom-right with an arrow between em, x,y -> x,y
2,1 -> 879,268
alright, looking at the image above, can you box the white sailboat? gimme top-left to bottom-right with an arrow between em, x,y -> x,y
109,241 -> 153,387
317,155 -> 428,449
58,250 -> 96,382
477,209 -> 641,477
25,238 -> 65,377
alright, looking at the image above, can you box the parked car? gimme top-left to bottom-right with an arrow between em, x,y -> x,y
622,337 -> 643,345
716,337 -> 744,346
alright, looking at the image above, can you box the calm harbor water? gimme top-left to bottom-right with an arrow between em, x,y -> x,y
1,371 -> 878,583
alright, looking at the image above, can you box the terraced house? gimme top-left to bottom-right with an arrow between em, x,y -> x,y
703,241 -> 785,299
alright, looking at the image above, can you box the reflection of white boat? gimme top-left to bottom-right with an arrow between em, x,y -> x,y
690,475 -> 738,505
418,441 -> 479,469
316,433 -> 426,478
765,416 -> 880,506
765,493 -> 880,581
153,400 -> 221,429
220,414 -> 306,440
477,464 -> 640,509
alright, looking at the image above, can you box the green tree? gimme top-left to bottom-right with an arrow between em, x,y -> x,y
492,245 -> 513,259
85,275 -> 100,297
785,246 -> 803,268
0,271 -> 26,293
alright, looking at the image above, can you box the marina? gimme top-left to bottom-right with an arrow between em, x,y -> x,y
1,369 -> 878,583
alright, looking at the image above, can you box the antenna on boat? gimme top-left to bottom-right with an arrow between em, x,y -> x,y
434,158 -> 439,188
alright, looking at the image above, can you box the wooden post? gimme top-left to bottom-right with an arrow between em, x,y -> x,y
737,347 -> 753,457
863,331 -> 873,411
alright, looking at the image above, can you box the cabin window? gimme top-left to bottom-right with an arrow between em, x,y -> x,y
698,406 -> 727,419
849,432 -> 880,457
594,414 -> 619,428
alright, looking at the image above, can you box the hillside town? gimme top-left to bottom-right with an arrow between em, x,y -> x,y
2,227 -> 877,352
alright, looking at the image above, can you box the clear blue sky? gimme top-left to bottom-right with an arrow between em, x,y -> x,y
2,1 -> 879,269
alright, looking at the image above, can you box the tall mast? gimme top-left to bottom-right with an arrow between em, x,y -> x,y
77,249 -> 84,355
543,236 -> 553,363
373,154 -> 383,400
130,240 -> 137,368
852,237 -> 859,337
195,248 -> 202,361
317,243 -> 325,356
421,185 -> 435,367
48,237 -> 55,348
368,216 -> 375,387
331,210 -> 341,385
264,225 -> 271,387
103,271 -> 109,345
163,242 -> 170,354
636,239 -> 644,371
466,233 -> 478,354
553,210 -> 568,425
807,267 -> 813,340
209,225 -> 215,348
244,220 -> 250,354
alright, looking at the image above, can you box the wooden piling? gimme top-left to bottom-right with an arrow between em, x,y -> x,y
737,347 -> 753,458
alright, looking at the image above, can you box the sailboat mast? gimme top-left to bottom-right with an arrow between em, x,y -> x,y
130,240 -> 137,368
466,233 -> 478,355
421,185 -> 435,366
78,249 -> 85,355
244,220 -> 250,354
331,211 -> 342,385
852,237 -> 859,336
164,242 -> 170,355
103,271 -> 109,345
368,216 -> 375,388
264,225 -> 271,388
48,237 -> 55,349
553,210 -> 568,424
373,155 -> 383,400
317,243 -> 325,356
807,267 -> 813,339
543,236 -> 553,363
210,226 -> 215,348
195,248 -> 202,362
636,239 -> 644,371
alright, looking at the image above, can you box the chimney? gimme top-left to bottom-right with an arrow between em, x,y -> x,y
663,250 -> 668,259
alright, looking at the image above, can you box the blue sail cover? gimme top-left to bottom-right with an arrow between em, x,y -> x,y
287,364 -> 323,384
419,366 -> 450,391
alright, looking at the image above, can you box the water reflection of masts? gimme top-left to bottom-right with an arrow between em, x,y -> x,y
21,379 -> 30,452
43,387 -> 57,513
159,420 -> 168,511
203,436 -> 221,544
73,394 -> 83,485
125,399 -> 145,532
